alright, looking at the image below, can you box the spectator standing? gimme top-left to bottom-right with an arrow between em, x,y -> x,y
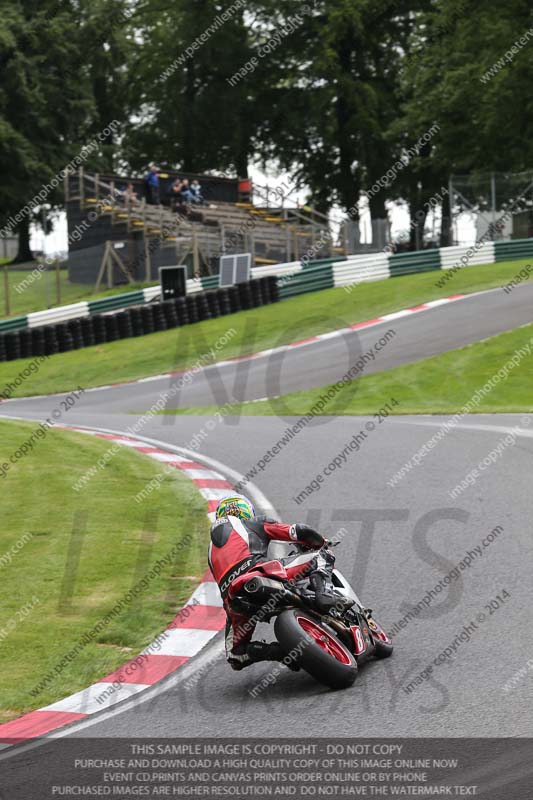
144,165 -> 160,205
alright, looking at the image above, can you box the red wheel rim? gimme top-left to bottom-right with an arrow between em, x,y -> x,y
297,616 -> 352,665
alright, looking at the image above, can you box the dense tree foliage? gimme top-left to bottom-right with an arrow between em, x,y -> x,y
1,0 -> 533,258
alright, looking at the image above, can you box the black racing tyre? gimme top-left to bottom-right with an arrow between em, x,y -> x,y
274,609 -> 358,690
0,334 -> 6,362
373,639 -> 394,659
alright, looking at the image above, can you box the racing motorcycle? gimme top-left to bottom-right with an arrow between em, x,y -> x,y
228,541 -> 393,690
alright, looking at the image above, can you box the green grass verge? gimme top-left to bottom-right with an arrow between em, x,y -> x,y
168,324 -> 533,416
0,419 -> 209,721
0,256 -> 531,398
0,265 -> 156,320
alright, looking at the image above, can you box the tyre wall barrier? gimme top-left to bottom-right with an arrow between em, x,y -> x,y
0,280 -> 280,362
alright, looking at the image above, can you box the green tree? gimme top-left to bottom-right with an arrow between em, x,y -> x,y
0,0 -> 130,262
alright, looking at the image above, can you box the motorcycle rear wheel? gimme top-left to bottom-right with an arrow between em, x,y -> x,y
275,609 -> 357,690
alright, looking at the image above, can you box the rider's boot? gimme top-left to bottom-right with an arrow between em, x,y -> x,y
247,641 -> 300,671
309,570 -> 339,612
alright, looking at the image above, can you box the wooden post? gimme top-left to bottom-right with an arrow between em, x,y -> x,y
144,234 -> 151,282
94,242 -> 110,294
192,229 -> 200,276
55,258 -> 61,305
250,230 -> 256,265
3,265 -> 10,317
79,167 -> 84,207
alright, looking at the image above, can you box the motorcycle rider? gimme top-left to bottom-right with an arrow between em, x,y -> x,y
208,493 -> 337,671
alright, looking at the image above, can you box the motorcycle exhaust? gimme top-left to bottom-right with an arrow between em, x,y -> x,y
244,577 -> 284,595
244,577 -> 303,607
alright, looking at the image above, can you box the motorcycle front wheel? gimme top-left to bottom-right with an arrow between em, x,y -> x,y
275,609 -> 357,690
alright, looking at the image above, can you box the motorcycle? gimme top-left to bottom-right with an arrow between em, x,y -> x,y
228,541 -> 393,689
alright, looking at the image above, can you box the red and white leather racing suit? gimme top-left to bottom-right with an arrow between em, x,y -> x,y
208,514 -> 327,669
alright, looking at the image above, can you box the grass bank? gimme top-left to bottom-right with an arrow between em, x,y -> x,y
0,419 -> 209,721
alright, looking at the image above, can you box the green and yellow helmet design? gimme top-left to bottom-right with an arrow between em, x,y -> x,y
215,494 -> 256,521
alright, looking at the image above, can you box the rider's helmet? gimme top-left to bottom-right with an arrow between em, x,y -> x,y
215,494 -> 256,521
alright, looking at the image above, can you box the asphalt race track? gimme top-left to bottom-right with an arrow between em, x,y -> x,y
1,284 -> 533,744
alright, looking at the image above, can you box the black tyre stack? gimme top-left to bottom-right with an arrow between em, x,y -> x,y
93,315 -> 107,344
268,274 -> 280,303
43,326 -> 58,356
140,305 -> 155,335
217,288 -> 232,316
80,317 -> 95,347
161,300 -> 179,329
67,319 -> 84,350
31,328 -> 46,357
104,314 -> 119,343
19,329 -> 33,359
249,279 -> 263,308
56,323 -> 74,353
0,278 -> 281,363
237,281 -> 254,310
228,285 -> 242,314
116,310 -> 133,340
195,292 -> 211,322
258,276 -> 272,304
152,303 -> 167,332
130,308 -> 144,337
174,297 -> 189,326
185,295 -> 199,324
5,332 -> 21,361
205,290 -> 221,319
